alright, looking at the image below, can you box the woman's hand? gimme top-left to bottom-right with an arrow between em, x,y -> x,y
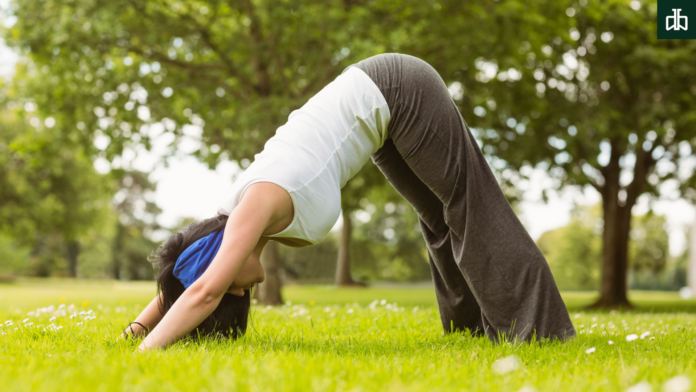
121,322 -> 148,340
119,294 -> 164,341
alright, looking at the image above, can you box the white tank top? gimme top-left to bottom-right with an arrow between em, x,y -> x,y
218,67 -> 391,245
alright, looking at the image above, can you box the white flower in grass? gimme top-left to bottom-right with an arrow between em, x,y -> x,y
640,331 -> 651,339
585,347 -> 596,354
608,340 -> 614,345
663,376 -> 691,392
347,309 -> 354,314
517,387 -> 538,392
626,381 -> 652,392
626,334 -> 638,342
679,287 -> 693,299
492,355 -> 521,375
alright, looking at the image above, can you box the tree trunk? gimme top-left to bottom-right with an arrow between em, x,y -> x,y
590,146 -> 635,309
688,210 -> 696,294
335,210 -> 357,286
591,196 -> 633,308
112,223 -> 124,280
66,240 -> 80,278
256,240 -> 283,305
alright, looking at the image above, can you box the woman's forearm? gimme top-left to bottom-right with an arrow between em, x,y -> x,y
138,287 -> 221,349
122,293 -> 164,338
138,187 -> 280,350
138,224 -> 258,350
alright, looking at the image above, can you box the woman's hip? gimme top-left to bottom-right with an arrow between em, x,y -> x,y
350,53 -> 456,142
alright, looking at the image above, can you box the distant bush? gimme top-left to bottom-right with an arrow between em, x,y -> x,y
537,204 -> 672,291
0,234 -> 30,281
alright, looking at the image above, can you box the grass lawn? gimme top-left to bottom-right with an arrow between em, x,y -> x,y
1,279 -> 695,391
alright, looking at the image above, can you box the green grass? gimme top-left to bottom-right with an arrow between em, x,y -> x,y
1,279 -> 695,391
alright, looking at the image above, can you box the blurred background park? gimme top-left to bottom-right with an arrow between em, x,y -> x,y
1,0 -> 695,309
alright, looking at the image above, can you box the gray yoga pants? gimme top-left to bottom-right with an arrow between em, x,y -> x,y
346,53 -> 576,342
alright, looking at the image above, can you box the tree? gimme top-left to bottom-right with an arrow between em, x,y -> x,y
537,203 -> 670,292
351,197 -> 431,283
536,205 -> 603,290
630,212 -> 669,275
4,0 -> 398,290
446,1 -> 696,307
336,162 -> 391,286
255,240 -> 283,305
0,91 -> 111,277
3,0 -> 579,288
0,233 -> 30,281
689,218 -> 696,294
110,170 -> 161,280
3,0 -> 391,163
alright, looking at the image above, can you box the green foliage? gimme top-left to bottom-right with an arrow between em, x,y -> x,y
630,212 -> 669,274
5,0 -> 694,295
351,198 -> 430,282
0,94 -> 115,276
538,204 -> 671,290
0,88 -> 158,278
276,190 -> 433,284
2,0 -> 566,195
281,235 -> 339,283
0,104 -> 111,241
630,226 -> 689,291
4,0 -> 388,164
471,0 -> 696,195
75,215 -> 118,279
111,170 -> 162,280
0,234 -> 30,278
537,204 -> 603,290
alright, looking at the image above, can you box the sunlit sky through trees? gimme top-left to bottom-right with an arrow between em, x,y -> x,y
0,3 -> 692,253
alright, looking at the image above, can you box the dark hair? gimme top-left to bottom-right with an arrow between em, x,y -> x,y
150,214 -> 250,339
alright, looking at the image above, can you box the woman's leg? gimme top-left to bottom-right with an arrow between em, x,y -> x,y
356,54 -> 576,342
373,139 -> 486,337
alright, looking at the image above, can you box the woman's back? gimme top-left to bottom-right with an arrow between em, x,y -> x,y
218,66 -> 390,245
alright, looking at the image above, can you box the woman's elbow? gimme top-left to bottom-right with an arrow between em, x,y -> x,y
189,284 -> 225,308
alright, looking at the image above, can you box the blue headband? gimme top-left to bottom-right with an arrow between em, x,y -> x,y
173,229 -> 225,288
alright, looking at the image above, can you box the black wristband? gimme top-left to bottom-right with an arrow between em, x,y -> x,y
128,321 -> 148,335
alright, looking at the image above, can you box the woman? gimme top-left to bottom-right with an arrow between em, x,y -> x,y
125,54 -> 576,349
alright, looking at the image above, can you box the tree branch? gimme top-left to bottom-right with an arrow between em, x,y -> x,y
240,0 -> 271,96
573,142 -> 603,192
